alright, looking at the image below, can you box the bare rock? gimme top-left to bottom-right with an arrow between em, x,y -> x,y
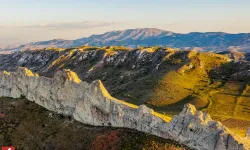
0,67 -> 249,150
247,128 -> 250,138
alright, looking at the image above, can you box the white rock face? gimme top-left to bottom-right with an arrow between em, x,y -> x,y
0,67 -> 249,150
247,128 -> 250,138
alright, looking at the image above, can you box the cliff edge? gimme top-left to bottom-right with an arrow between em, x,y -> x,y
0,68 -> 249,150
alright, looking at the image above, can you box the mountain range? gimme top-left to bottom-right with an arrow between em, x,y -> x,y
1,28 -> 250,52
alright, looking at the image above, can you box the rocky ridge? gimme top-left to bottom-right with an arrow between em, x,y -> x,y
0,68 -> 249,150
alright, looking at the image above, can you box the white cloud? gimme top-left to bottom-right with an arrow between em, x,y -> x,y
0,21 -> 118,30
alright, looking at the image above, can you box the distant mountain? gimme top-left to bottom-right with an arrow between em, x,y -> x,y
1,28 -> 250,52
0,39 -> 79,52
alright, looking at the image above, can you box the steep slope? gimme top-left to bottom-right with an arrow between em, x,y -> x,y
1,28 -> 250,52
0,68 -> 249,150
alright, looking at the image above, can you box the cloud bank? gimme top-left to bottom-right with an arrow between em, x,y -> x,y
0,21 -> 118,30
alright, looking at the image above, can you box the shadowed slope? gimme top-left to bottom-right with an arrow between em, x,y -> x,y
0,97 -> 187,150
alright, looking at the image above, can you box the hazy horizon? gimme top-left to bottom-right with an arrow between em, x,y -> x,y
1,0 -> 250,46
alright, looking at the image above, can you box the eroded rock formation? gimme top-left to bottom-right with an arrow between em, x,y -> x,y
0,68 -> 249,150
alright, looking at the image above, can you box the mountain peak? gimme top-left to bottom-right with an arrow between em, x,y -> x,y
1,28 -> 250,53
91,28 -> 173,42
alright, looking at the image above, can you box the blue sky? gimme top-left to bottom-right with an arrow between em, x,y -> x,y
1,0 -> 250,46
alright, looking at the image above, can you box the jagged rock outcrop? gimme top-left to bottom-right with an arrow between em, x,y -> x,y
0,68 -> 249,150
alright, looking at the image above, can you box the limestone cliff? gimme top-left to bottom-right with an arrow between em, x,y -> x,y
0,68 -> 249,150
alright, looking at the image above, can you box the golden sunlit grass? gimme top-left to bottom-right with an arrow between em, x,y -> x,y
98,80 -> 138,109
3,70 -> 10,75
25,68 -> 38,76
45,47 -> 66,51
207,81 -> 250,137
148,71 -> 195,106
152,112 -> 172,122
48,49 -> 77,70
229,128 -> 247,137
148,52 -> 228,108
99,80 -> 172,122
49,55 -> 68,69
207,82 -> 250,121
64,69 -> 82,83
